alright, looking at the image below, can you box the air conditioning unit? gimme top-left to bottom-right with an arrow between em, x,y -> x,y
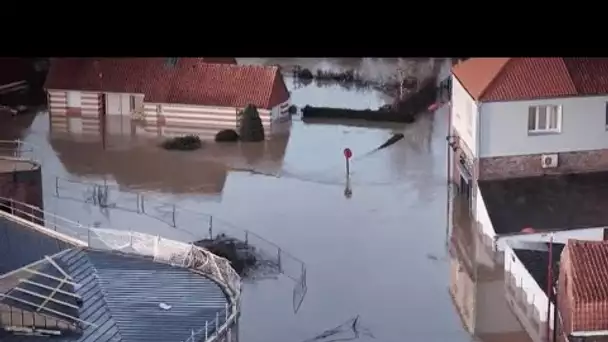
541,154 -> 559,168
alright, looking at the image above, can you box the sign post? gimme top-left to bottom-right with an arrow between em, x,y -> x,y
343,148 -> 353,198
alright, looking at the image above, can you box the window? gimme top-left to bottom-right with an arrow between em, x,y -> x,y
528,105 -> 561,133
66,91 -> 81,108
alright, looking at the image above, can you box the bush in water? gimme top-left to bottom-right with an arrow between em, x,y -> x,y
215,129 -> 239,142
161,135 -> 202,151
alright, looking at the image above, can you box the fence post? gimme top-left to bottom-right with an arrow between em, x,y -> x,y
245,230 -> 249,245
277,248 -> 282,273
141,194 -> 146,213
55,177 -> 59,197
136,193 -> 141,213
171,204 -> 176,227
205,321 -> 208,340
208,216 -> 213,239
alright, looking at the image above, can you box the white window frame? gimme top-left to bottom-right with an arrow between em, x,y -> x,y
66,91 -> 81,108
528,105 -> 562,134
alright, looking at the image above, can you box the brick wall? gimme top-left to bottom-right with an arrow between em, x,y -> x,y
0,164 -> 44,222
479,149 -> 608,180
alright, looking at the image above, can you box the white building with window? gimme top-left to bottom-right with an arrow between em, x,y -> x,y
450,57 -> 608,183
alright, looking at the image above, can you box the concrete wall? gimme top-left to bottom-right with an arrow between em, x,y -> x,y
0,158 -> 43,221
504,244 -> 554,342
451,76 -> 478,157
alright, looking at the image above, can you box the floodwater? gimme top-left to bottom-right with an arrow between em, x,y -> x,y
0,58 -> 525,342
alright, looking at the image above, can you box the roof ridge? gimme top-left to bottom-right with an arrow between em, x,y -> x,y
477,58 -> 512,101
560,57 -> 582,95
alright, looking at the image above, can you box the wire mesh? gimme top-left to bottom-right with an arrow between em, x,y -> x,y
52,176 -> 307,312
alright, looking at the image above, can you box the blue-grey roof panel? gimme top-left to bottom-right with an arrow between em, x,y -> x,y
0,215 -> 76,275
2,247 -> 231,342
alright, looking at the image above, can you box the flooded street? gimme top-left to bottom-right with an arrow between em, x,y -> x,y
0,58 -> 508,342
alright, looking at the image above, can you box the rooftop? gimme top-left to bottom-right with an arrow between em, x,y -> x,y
0,247 -> 230,342
0,214 -> 77,275
565,240 -> 608,333
479,171 -> 608,235
512,242 -> 565,298
452,58 -> 608,102
45,58 -> 290,109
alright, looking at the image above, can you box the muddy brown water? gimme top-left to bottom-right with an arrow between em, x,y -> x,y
0,58 -> 528,342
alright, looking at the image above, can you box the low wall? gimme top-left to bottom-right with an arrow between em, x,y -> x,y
504,245 -> 554,342
497,227 -> 607,251
301,106 -> 414,123
0,157 -> 43,220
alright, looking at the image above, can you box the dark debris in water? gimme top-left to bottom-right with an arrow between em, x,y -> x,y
302,315 -> 374,342
194,233 -> 280,279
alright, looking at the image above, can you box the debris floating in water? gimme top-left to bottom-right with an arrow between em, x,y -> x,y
302,315 -> 374,342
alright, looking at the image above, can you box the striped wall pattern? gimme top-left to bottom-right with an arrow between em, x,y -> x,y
47,90 -> 288,140
48,91 -> 102,136
141,103 -> 272,140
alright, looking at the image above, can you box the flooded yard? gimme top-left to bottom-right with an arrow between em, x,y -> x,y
0,58 -> 499,342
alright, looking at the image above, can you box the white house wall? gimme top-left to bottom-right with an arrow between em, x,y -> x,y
451,76 -> 478,156
479,95 -> 608,158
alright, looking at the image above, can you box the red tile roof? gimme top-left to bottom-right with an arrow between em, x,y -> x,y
44,58 -> 289,109
565,239 -> 608,332
452,58 -> 608,102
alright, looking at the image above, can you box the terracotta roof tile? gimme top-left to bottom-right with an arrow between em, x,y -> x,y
44,58 -> 289,109
452,58 -> 608,102
565,239 -> 608,332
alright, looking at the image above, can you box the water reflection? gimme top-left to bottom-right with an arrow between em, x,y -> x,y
47,117 -> 289,196
449,191 -> 533,342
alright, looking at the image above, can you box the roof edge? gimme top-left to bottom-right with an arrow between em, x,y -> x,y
477,58 -> 512,102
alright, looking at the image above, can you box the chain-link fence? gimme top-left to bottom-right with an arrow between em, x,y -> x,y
0,196 -> 241,342
52,176 -> 308,313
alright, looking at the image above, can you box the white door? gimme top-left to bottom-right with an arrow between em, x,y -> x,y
106,94 -> 121,116
120,94 -> 132,116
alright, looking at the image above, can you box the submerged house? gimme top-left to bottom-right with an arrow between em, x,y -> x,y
44,58 -> 291,140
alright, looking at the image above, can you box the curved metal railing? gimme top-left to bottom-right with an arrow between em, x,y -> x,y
0,196 -> 241,342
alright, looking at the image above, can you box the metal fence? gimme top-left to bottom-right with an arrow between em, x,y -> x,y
0,196 -> 241,342
54,176 -> 309,313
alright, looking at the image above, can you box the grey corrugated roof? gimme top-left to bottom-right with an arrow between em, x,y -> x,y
2,247 -> 231,342
0,215 -> 76,275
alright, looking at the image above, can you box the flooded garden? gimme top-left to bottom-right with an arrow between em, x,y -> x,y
0,58 -> 504,342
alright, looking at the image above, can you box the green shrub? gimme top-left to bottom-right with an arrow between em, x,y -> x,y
215,129 -> 239,142
161,135 -> 202,151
